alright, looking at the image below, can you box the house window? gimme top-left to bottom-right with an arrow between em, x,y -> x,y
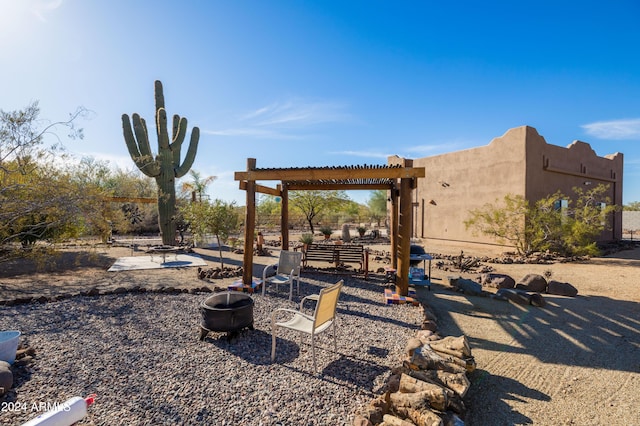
554,199 -> 569,223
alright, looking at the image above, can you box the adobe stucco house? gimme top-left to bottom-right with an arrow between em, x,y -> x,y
389,126 -> 623,249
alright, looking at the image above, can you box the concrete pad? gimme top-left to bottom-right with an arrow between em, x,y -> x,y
108,254 -> 207,272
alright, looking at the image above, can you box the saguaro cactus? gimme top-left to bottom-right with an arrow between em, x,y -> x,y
122,80 -> 199,245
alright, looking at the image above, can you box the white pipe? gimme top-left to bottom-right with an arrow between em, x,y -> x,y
21,395 -> 95,426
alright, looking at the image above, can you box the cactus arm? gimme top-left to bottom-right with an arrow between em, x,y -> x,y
122,114 -> 160,177
156,107 -> 170,149
132,114 -> 160,176
172,114 -> 180,141
174,126 -> 199,178
171,116 -> 187,166
132,114 -> 153,159
154,80 -> 165,109
122,114 -> 141,158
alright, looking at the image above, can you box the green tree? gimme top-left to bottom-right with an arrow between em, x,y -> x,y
256,195 -> 281,230
0,101 -> 85,172
179,199 -> 239,269
0,102 -> 94,257
464,194 -> 531,255
465,184 -> 618,256
180,169 -> 216,202
289,190 -> 350,234
367,189 -> 388,226
324,199 -> 361,226
561,184 -> 618,255
68,158 -> 159,238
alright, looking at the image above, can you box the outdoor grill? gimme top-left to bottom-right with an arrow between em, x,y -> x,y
410,244 -> 427,266
199,292 -> 254,340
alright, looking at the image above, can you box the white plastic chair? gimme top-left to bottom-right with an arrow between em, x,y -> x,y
271,280 -> 344,373
262,250 -> 303,301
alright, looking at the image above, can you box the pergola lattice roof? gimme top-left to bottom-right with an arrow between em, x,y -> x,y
234,164 -> 423,192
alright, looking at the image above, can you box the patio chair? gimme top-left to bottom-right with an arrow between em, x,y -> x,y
262,250 -> 303,301
271,280 -> 343,373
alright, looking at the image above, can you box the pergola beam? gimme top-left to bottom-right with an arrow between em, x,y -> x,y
235,167 -> 424,182
238,181 -> 282,197
286,183 -> 393,191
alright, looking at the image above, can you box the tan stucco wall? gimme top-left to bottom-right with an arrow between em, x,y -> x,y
394,126 -> 528,246
390,125 -> 624,248
525,130 -> 623,240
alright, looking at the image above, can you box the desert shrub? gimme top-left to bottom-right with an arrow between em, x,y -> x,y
465,184 -> 618,256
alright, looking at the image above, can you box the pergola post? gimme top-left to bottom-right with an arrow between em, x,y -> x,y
396,177 -> 413,296
390,186 -> 399,269
280,183 -> 289,250
242,158 -> 257,285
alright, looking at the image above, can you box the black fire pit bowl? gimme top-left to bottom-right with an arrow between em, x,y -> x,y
199,292 -> 254,341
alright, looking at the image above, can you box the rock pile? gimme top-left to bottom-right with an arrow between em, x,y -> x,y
433,250 -> 598,274
354,300 -> 473,425
0,342 -> 35,397
483,272 -> 579,299
442,272 -> 580,307
0,285 -> 217,307
196,266 -> 243,280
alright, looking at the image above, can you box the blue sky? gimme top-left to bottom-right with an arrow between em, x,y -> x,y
1,0 -> 639,205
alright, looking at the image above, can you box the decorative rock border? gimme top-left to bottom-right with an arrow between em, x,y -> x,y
353,297 -> 474,426
0,285 -> 222,307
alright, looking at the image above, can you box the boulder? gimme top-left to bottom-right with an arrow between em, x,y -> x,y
415,330 -> 439,344
516,274 -> 547,293
405,338 -> 423,356
341,223 -> 351,243
447,276 -> 461,287
494,288 -> 546,307
421,320 -> 438,332
529,292 -> 546,307
494,288 -> 532,305
0,365 -> 12,396
352,415 -> 373,426
547,280 -> 578,297
455,279 -> 483,296
480,273 -> 515,289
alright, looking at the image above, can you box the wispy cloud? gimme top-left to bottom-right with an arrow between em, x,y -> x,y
242,99 -> 351,127
331,150 -> 393,159
404,142 -> 467,155
32,0 -> 63,22
204,97 -> 352,139
202,127 -> 301,140
333,140 -> 473,161
582,118 -> 640,140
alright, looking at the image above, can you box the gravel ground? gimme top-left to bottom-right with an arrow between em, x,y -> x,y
1,274 -> 423,426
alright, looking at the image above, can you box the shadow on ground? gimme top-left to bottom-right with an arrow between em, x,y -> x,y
414,284 -> 640,425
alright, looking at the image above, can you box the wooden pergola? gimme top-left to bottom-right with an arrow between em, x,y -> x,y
234,158 -> 425,296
